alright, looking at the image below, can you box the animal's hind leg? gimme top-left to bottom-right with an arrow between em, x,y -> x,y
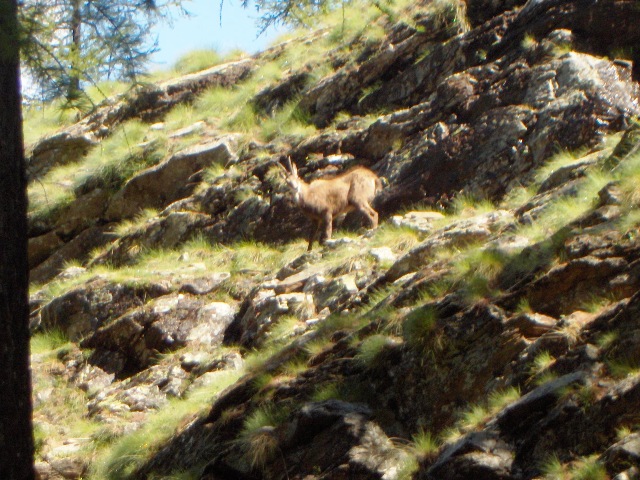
319,212 -> 333,245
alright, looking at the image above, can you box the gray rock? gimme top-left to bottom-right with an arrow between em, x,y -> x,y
308,274 -> 359,311
506,312 -> 557,338
369,247 -> 397,264
603,433 -> 640,472
40,279 -> 170,341
276,400 -> 409,480
428,431 -> 514,480
27,131 -> 96,180
106,139 -> 238,220
237,290 -> 315,347
179,272 -> 231,295
30,226 -> 114,285
387,210 -> 513,281
390,210 -> 445,233
497,371 -> 586,433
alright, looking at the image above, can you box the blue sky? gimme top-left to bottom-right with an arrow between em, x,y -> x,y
151,0 -> 287,68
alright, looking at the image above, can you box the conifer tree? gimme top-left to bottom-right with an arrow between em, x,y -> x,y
20,0 -> 187,103
239,0 -> 345,33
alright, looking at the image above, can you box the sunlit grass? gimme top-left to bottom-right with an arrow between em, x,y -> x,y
33,238 -> 306,303
28,162 -> 78,223
23,100 -> 78,146
530,351 -> 555,377
534,148 -> 590,185
355,334 -> 396,366
311,382 -> 343,402
171,49 -> 224,75
113,209 -> 159,238
238,404 -> 290,469
441,387 -> 521,443
410,429 -> 440,458
370,223 -> 422,254
74,120 -> 167,195
569,455 -> 607,480
84,80 -> 131,106
450,194 -> 496,217
259,99 -> 316,142
89,369 -> 242,479
30,328 -> 72,356
31,345 -> 104,462
540,454 -> 565,480
402,305 -> 438,350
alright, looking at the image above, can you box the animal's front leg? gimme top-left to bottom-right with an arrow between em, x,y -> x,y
319,212 -> 333,245
308,220 -> 321,251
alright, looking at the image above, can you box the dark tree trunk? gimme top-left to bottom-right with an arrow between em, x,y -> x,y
0,0 -> 36,478
68,0 -> 82,101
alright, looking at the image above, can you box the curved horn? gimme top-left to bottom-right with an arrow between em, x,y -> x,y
286,156 -> 298,176
275,159 -> 287,175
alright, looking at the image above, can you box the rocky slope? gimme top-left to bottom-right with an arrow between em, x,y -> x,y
26,0 -> 640,479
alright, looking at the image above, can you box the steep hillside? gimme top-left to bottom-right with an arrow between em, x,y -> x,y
26,1 -> 640,479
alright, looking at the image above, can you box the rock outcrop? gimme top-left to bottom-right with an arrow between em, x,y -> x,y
26,1 -> 640,479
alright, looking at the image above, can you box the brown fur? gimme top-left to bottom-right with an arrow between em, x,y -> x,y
280,158 -> 382,251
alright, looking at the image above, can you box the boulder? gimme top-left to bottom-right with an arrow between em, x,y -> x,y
387,210 -> 513,281
603,433 -> 640,473
273,400 -> 409,479
81,294 -> 237,375
427,431 -> 514,480
106,139 -> 237,220
235,289 -> 316,347
40,279 -> 170,341
54,188 -> 110,237
28,231 -> 64,269
390,211 -> 445,234
305,273 -> 359,311
30,226 -> 115,285
506,312 -> 557,338
27,131 -> 96,180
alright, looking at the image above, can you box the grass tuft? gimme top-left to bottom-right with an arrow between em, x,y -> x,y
239,405 -> 289,469
355,334 -> 395,366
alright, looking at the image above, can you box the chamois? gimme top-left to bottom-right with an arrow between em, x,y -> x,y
279,156 -> 382,251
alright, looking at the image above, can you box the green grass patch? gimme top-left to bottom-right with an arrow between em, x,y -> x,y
443,387 -> 521,442
447,244 -> 509,302
30,328 -> 72,356
607,356 -> 640,379
114,209 -> 159,238
23,100 -> 79,146
311,382 -> 343,402
239,405 -> 290,469
27,162 -> 80,224
534,148 -> 591,186
355,334 -> 396,366
90,369 -> 242,479
531,351 -> 555,377
171,49 -> 224,75
74,120 -> 167,194
402,305 -> 438,350
259,99 -> 316,142
370,223 -> 422,255
570,455 -> 607,480
540,454 -> 565,480
410,429 -> 440,459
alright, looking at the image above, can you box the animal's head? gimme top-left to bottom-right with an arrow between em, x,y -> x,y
278,156 -> 303,197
